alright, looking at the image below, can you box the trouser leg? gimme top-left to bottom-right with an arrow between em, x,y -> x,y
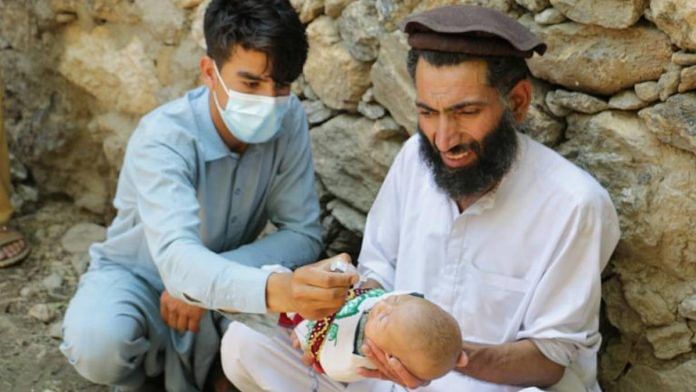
60,265 -> 169,390
221,321 -> 373,392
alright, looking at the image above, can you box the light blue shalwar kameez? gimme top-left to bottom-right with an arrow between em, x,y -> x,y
60,86 -> 322,391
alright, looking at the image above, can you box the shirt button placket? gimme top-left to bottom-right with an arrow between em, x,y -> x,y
229,169 -> 242,225
449,218 -> 467,311
225,160 -> 241,249
443,242 -> 458,310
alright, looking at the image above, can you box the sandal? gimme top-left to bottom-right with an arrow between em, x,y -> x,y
0,226 -> 30,268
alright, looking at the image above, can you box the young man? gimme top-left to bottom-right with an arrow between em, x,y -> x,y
222,6 -> 620,392
61,1 -> 357,390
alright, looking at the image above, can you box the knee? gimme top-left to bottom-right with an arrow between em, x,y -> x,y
220,322 -> 264,384
61,312 -> 143,385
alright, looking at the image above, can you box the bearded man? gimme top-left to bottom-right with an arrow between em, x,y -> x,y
221,5 -> 620,392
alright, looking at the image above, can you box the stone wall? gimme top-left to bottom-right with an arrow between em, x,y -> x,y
1,0 -> 694,389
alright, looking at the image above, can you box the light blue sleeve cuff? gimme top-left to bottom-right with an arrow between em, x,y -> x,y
211,264 -> 272,314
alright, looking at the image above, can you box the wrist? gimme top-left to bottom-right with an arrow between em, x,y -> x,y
457,341 -> 485,375
266,272 -> 293,313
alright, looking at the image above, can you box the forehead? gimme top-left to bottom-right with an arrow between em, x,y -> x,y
414,58 -> 494,103
386,294 -> 420,310
220,45 -> 271,77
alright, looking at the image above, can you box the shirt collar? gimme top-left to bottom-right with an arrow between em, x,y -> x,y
192,86 -> 237,162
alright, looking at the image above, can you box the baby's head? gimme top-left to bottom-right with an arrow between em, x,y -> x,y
364,294 -> 462,381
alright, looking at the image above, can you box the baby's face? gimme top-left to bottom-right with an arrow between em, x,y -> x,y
363,295 -> 438,380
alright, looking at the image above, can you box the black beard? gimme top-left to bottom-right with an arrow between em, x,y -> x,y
418,111 -> 520,200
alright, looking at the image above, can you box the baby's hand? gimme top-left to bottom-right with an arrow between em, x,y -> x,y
290,330 -> 314,366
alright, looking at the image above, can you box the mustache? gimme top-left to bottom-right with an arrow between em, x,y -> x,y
438,140 -> 481,157
431,133 -> 482,158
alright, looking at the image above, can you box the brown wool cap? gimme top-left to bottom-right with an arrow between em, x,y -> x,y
400,5 -> 546,58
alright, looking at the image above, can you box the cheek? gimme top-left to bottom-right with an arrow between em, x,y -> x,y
364,323 -> 381,349
456,114 -> 497,141
365,319 -> 388,346
212,85 -> 229,107
364,322 -> 375,341
418,118 -> 437,140
454,118 -> 483,138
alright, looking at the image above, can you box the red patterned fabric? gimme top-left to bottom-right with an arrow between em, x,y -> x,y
278,312 -> 305,328
277,288 -> 376,373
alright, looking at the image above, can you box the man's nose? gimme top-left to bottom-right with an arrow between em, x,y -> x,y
434,114 -> 457,151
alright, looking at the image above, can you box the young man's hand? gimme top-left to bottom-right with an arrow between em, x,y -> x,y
160,290 -> 206,333
266,254 -> 359,320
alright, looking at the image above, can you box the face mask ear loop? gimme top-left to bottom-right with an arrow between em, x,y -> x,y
211,62 -> 236,136
212,62 -> 231,102
211,85 -> 225,114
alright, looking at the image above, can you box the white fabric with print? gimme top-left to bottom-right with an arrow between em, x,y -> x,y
295,291 -> 414,383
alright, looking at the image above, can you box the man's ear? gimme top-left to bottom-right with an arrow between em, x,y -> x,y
507,78 -> 532,122
200,56 -> 215,90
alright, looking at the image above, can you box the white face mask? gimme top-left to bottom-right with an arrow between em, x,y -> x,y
212,64 -> 290,144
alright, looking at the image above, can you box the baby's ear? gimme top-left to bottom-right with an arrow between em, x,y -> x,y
456,351 -> 469,369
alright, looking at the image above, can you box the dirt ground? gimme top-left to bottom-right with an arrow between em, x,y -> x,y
0,200 -> 280,392
0,201 -> 106,391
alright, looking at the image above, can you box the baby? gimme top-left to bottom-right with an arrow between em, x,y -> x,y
291,286 -> 462,383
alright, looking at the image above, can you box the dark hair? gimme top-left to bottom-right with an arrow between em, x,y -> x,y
407,50 -> 529,96
204,0 -> 308,85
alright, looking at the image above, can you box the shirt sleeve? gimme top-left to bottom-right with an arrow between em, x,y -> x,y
128,130 -> 270,314
516,189 -> 621,366
356,142 -> 410,291
218,103 -> 322,270
529,338 -> 579,367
